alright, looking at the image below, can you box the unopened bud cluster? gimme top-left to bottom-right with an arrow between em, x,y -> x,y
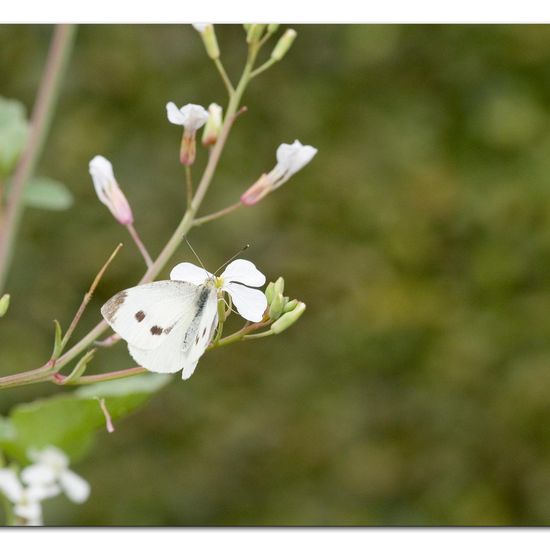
264,277 -> 305,334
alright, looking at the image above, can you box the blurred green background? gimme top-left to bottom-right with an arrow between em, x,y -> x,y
3,24 -> 550,525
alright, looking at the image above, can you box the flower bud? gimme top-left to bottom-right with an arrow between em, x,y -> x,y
269,291 -> 285,320
240,174 -> 271,206
268,24 -> 280,33
272,302 -> 306,334
265,281 -> 275,304
283,298 -> 299,313
271,29 -> 297,61
192,24 -> 220,60
247,24 -> 266,44
274,276 -> 285,296
202,103 -> 223,147
242,140 -> 317,206
0,294 -> 10,317
89,156 -> 134,225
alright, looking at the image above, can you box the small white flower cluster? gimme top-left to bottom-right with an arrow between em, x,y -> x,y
0,446 -> 90,526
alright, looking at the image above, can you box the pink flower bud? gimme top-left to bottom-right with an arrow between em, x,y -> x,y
240,174 -> 273,206
89,156 -> 134,225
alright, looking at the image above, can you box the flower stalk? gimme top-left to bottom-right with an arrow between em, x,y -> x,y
0,25 -> 77,294
0,29 -> 268,390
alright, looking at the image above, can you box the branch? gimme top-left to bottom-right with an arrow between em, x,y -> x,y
0,25 -> 77,293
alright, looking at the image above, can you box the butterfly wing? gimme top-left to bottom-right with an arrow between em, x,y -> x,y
127,286 -> 218,377
181,287 -> 218,379
101,280 -> 201,351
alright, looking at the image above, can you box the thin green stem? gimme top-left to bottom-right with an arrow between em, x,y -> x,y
193,201 -> 242,227
56,366 -> 146,386
212,296 -> 226,345
0,25 -> 77,294
126,224 -> 153,268
214,58 -> 234,95
243,330 -> 274,340
250,58 -> 278,79
185,165 -> 193,208
58,244 -> 122,357
209,320 -> 269,349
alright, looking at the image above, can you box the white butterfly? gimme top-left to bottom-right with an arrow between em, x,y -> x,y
101,259 -> 267,380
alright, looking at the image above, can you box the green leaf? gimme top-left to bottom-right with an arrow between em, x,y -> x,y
52,320 -> 63,358
61,349 -> 95,384
0,374 -> 170,464
0,97 -> 29,176
23,177 -> 74,211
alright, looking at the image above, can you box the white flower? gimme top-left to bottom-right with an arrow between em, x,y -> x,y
268,140 -> 318,188
166,102 -> 209,132
170,259 -> 267,322
166,103 -> 209,165
241,140 -> 317,206
22,447 -> 90,504
0,468 -> 59,526
89,155 -> 134,225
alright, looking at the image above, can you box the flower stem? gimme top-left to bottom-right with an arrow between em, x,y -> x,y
250,58 -> 278,79
185,165 -> 193,208
56,366 -> 147,386
126,224 -> 153,268
193,201 -> 242,227
0,36 -> 263,390
58,244 -> 123,357
0,25 -> 77,294
214,58 -> 234,95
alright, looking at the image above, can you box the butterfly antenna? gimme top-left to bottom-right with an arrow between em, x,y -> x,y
213,244 -> 250,276
185,238 -> 212,280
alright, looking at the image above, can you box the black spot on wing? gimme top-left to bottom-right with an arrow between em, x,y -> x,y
135,310 -> 145,322
150,325 -> 163,335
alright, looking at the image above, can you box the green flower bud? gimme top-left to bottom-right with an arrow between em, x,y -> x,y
268,24 -> 280,34
274,276 -> 285,296
0,294 -> 10,317
193,24 -> 220,59
265,281 -> 275,304
270,29 -> 297,61
272,302 -> 306,334
283,298 -> 299,313
247,24 -> 266,44
269,291 -> 285,320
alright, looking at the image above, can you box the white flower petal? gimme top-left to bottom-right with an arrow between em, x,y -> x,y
59,470 -> 90,503
31,446 -> 69,469
21,464 -> 57,487
170,262 -> 212,284
273,140 -> 318,185
225,283 -> 267,322
221,259 -> 266,287
89,155 -> 115,205
27,482 -> 61,501
166,101 -> 186,125
14,500 -> 43,524
179,104 -> 209,132
0,469 -> 23,503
